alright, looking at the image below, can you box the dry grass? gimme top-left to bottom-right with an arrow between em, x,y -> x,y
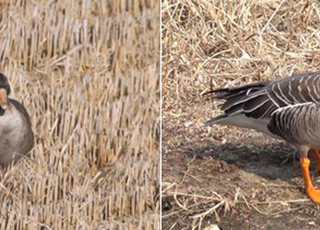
0,1 -> 160,229
162,0 -> 320,229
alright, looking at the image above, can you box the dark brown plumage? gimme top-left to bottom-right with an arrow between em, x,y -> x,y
204,72 -> 320,136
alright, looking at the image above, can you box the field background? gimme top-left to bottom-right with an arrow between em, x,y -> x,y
162,0 -> 320,229
0,0 -> 160,229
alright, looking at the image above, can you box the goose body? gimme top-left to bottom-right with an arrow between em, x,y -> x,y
0,74 -> 34,165
205,71 -> 320,203
205,72 -> 320,140
268,102 -> 320,149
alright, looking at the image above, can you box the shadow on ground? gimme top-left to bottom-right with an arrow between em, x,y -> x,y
162,140 -> 320,230
182,141 -> 306,186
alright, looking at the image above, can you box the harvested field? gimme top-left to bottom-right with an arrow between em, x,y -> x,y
162,0 -> 320,229
0,1 -> 160,229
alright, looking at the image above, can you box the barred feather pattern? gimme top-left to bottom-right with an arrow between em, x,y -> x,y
208,72 -> 320,121
268,103 -> 320,147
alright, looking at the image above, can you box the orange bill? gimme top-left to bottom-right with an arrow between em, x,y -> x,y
0,88 -> 8,110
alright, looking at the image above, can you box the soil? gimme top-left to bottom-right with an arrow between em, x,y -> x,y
162,101 -> 320,230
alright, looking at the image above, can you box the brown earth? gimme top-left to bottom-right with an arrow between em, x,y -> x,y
162,0 -> 320,229
162,107 -> 320,230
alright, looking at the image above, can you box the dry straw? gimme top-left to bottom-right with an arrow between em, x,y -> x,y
0,0 -> 160,229
162,0 -> 320,229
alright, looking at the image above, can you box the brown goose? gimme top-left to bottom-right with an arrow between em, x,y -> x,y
205,72 -> 320,203
0,73 -> 34,165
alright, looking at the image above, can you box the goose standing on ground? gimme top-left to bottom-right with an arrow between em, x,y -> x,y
204,72 -> 320,203
0,73 -> 34,165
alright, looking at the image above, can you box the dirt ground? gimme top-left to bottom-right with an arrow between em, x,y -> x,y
162,104 -> 320,230
162,0 -> 320,229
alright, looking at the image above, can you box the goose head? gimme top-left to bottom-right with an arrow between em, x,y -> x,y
0,73 -> 11,112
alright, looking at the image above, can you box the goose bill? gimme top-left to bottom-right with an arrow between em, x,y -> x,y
0,88 -> 7,110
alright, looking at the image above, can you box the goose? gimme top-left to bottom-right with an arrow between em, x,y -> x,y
204,71 -> 320,203
0,73 -> 34,166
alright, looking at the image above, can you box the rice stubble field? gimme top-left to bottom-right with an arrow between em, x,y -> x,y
0,1 -> 160,229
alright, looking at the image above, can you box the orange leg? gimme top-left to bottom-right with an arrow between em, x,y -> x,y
309,149 -> 320,177
300,156 -> 320,203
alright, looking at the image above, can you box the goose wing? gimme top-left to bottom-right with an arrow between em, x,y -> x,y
9,98 -> 34,153
206,72 -> 320,125
268,102 -> 320,146
9,99 -> 32,126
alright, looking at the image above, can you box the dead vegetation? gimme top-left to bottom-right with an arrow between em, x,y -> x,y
0,0 -> 160,229
162,0 -> 320,229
